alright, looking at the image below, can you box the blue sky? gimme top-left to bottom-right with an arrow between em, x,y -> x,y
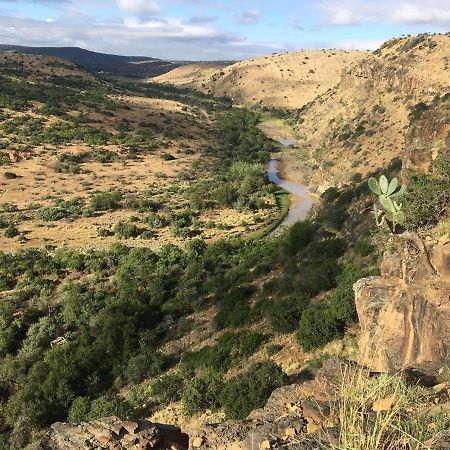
0,0 -> 449,60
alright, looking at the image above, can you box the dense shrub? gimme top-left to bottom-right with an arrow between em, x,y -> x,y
151,373 -> 184,405
221,361 -> 287,419
90,191 -> 122,211
114,221 -> 143,239
182,331 -> 266,373
403,157 -> 449,229
182,371 -> 224,415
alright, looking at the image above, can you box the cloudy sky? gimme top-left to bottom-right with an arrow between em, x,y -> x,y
0,0 -> 449,60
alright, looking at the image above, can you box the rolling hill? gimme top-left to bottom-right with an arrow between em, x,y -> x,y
153,50 -> 369,109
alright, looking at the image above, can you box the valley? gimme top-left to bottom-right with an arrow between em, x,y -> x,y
0,33 -> 448,450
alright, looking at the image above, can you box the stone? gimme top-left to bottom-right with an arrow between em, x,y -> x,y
354,264 -> 450,373
192,436 -> 204,448
432,383 -> 448,394
35,416 -> 189,450
306,422 -> 321,434
284,427 -> 296,437
259,440 -> 271,450
372,395 -> 399,412
380,251 -> 402,278
301,399 -> 331,424
425,430 -> 450,450
431,245 -> 450,282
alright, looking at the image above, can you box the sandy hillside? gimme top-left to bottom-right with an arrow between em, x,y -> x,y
279,34 -> 450,190
154,50 -> 369,109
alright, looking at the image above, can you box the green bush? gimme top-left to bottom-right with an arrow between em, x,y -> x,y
90,191 -> 122,211
403,158 -> 449,229
125,351 -> 167,384
221,361 -> 287,419
296,266 -> 375,351
182,371 -> 224,415
182,330 -> 266,373
4,225 -> 19,238
160,152 -> 176,161
151,373 -> 184,405
68,395 -> 131,423
4,171 -> 17,179
114,221 -> 143,239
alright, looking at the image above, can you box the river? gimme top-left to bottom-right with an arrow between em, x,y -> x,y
268,138 -> 314,229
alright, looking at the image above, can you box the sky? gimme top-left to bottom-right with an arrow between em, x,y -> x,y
0,0 -> 449,60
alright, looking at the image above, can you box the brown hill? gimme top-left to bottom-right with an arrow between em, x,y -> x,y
0,51 -> 96,81
153,50 -> 369,109
282,34 -> 450,190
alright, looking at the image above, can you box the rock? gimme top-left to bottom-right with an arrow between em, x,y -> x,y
301,399 -> 331,424
191,436 -> 204,448
425,430 -> 450,449
380,251 -> 402,277
354,259 -> 450,373
259,440 -> 271,449
432,383 -> 448,394
306,422 -> 321,434
431,245 -> 450,283
36,417 -> 189,450
372,395 -> 399,412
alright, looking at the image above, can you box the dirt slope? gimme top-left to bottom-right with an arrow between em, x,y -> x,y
153,50 -> 369,109
281,34 -> 450,190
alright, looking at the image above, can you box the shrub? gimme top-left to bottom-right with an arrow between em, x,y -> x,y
69,395 -> 131,423
114,221 -> 143,239
35,206 -> 68,221
90,191 -> 122,211
151,373 -> 184,405
160,152 -> 176,161
261,295 -> 308,333
4,225 -> 19,238
281,220 -> 317,256
403,158 -> 449,229
125,351 -> 167,384
182,331 -> 266,373
182,371 -> 224,415
214,285 -> 255,329
4,171 -> 17,179
221,361 -> 287,419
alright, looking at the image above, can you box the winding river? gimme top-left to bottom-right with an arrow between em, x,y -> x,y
268,138 -> 314,229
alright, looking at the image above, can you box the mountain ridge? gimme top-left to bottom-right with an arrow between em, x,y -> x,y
0,44 -> 182,78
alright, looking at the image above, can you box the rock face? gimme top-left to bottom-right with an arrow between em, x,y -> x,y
355,244 -> 450,374
34,416 -> 189,450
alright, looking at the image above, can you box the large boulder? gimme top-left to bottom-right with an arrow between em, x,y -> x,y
355,244 -> 450,374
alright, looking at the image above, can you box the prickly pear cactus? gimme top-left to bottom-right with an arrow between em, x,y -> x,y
368,175 -> 406,232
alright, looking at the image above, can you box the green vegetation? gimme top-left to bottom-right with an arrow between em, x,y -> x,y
403,156 -> 450,229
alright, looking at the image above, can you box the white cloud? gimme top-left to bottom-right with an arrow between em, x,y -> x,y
116,0 -> 160,14
235,9 -> 262,25
318,0 -> 450,27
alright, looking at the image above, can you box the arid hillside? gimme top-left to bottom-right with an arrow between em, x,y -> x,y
284,33 -> 450,190
154,50 -> 369,109
0,53 -> 283,252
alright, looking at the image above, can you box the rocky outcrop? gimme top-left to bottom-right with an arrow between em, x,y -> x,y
33,417 -> 189,450
355,243 -> 450,374
186,359 -> 358,450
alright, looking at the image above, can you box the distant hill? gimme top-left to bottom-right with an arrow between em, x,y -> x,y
153,50 -> 369,109
0,44 -> 182,78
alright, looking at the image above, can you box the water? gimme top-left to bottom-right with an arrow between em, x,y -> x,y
268,141 -> 314,228
277,137 -> 299,148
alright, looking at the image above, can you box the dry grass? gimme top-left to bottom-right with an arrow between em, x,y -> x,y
154,50 -> 369,109
329,365 -> 449,450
